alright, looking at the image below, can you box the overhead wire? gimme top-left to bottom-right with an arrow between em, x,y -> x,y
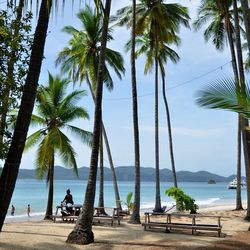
103,60 -> 232,101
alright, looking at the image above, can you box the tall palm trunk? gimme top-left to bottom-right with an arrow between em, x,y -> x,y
224,8 -> 246,213
0,0 -> 24,156
86,79 -> 122,210
129,0 -> 141,224
240,0 -> 250,53
240,0 -> 250,220
66,0 -> 112,244
233,0 -> 244,210
0,0 -> 51,232
44,154 -> 54,219
225,14 -> 239,82
98,127 -> 107,215
153,40 -> 163,213
159,61 -> 177,188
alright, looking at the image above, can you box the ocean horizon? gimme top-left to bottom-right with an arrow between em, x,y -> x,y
5,179 -> 246,222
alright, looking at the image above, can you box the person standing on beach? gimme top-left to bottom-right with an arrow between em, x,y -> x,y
27,204 -> 31,217
11,205 -> 15,216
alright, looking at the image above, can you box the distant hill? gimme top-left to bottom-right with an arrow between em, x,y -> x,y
17,165 -> 239,182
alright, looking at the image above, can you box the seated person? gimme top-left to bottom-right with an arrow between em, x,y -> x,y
61,189 -> 74,215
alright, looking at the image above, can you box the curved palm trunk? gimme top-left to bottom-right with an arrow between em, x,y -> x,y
86,79 -> 122,211
129,0 -> 141,224
233,0 -> 244,210
0,0 -> 51,232
44,154 -> 54,219
66,0 -> 112,244
0,0 -> 24,157
159,61 -> 177,188
153,41 -> 163,213
98,128 -> 107,215
101,125 -> 122,210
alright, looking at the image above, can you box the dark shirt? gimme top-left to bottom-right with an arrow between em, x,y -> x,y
64,194 -> 73,204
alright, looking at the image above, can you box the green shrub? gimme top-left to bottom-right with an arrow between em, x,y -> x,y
165,187 -> 199,214
120,192 -> 134,213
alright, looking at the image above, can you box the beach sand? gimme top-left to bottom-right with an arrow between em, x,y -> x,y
1,205 -> 250,250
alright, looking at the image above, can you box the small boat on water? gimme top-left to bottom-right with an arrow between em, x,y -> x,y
208,179 -> 216,184
228,178 -> 246,189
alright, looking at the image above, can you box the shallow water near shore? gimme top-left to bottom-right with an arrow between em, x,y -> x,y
6,179 -> 246,222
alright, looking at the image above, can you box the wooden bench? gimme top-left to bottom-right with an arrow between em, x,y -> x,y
93,207 -> 121,226
51,204 -> 82,223
51,215 -> 78,223
142,212 -> 222,237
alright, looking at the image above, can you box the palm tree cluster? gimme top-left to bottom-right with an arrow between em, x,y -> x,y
194,0 -> 250,220
116,0 -> 189,213
0,0 -> 250,246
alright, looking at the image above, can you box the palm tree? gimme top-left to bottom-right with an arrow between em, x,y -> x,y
0,0 -> 52,232
131,34 -> 180,188
56,5 -> 125,211
196,78 -> 250,220
129,0 -> 141,224
23,73 -> 92,219
193,0 -> 245,211
117,0 -> 189,212
66,0 -> 112,244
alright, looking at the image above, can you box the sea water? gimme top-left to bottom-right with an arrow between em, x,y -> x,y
5,179 -> 246,221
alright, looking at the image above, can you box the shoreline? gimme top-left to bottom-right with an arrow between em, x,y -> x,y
1,203 -> 250,250
4,200 -> 247,224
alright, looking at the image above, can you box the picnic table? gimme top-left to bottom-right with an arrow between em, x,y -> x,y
142,212 -> 222,237
93,207 -> 121,226
50,205 -> 121,226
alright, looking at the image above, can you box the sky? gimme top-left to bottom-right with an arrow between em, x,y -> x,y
3,0 -> 246,176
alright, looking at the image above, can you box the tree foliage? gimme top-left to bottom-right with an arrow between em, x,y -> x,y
0,3 -> 33,159
23,73 -> 92,178
165,187 -> 199,214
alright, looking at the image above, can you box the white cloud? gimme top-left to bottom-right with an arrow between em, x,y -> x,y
126,125 -> 226,137
172,127 -> 225,137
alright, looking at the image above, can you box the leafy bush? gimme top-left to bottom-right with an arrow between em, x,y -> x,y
120,192 -> 134,213
165,187 -> 199,214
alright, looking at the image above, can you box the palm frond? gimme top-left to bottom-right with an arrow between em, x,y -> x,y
25,129 -> 45,152
35,135 -> 54,179
52,128 -> 78,177
66,125 -> 92,147
196,78 -> 250,118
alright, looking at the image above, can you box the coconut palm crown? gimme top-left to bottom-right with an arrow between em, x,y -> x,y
193,0 -> 245,51
25,73 -> 92,178
56,5 -> 125,91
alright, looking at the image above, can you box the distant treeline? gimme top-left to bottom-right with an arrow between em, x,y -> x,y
17,166 -> 239,182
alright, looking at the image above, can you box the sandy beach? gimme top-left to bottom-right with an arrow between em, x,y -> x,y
1,205 -> 250,250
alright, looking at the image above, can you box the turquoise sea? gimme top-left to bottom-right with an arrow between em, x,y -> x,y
5,179 -> 247,220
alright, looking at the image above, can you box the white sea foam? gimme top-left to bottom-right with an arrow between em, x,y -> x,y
140,198 -> 221,212
5,212 -> 45,223
196,198 -> 221,206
